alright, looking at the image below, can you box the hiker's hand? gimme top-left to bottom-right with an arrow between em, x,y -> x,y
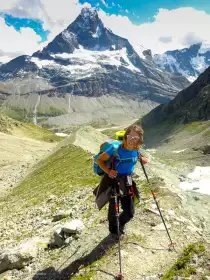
138,155 -> 149,165
108,169 -> 118,178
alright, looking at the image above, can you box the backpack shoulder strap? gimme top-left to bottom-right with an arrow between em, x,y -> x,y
111,142 -> 122,169
112,142 -> 121,158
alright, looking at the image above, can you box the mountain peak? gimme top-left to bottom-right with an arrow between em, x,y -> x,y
68,6 -> 103,39
80,7 -> 98,19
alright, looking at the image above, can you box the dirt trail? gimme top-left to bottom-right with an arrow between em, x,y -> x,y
0,132 -> 55,198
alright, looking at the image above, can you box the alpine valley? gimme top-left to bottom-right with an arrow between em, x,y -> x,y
0,7 -> 190,129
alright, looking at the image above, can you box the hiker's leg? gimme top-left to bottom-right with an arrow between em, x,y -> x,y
119,195 -> 134,232
108,191 -> 119,234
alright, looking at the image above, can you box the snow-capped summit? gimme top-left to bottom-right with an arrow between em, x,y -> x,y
80,6 -> 98,18
34,6 -> 140,58
66,7 -> 105,47
0,8 -> 189,103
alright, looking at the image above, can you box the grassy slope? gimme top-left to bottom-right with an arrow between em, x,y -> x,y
183,121 -> 210,134
162,242 -> 210,280
13,122 -> 63,142
0,114 -> 63,142
140,120 -> 210,148
1,144 -> 100,208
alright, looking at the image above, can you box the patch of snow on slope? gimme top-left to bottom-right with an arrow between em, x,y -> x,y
172,149 -> 188,154
199,43 -> 210,54
92,24 -> 102,38
186,76 -> 197,83
180,166 -> 210,195
62,30 -> 76,43
51,46 -> 141,73
31,57 -> 56,69
191,56 -> 208,74
154,54 -> 195,82
55,132 -> 69,137
31,56 -> 102,77
133,44 -> 147,60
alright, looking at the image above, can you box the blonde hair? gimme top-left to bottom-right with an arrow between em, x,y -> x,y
123,124 -> 144,150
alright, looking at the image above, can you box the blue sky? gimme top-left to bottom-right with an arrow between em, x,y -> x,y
80,0 -> 210,24
1,14 -> 49,43
1,0 -> 210,43
0,0 -> 210,62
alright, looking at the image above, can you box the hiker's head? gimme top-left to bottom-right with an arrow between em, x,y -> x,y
123,124 -> 144,150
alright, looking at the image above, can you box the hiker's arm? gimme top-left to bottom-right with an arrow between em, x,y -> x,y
96,152 -> 117,177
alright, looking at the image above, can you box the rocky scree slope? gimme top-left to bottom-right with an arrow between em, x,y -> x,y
1,126 -> 210,280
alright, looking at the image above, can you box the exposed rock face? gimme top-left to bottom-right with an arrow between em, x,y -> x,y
142,66 -> 210,128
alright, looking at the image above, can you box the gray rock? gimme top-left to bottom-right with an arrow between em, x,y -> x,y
62,219 -> 84,234
64,237 -> 73,245
49,227 -> 64,248
52,210 -> 72,222
145,208 -> 160,216
0,251 -> 30,273
48,220 -> 84,248
0,238 -> 40,273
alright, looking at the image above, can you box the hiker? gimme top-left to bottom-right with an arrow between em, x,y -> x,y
94,124 -> 148,235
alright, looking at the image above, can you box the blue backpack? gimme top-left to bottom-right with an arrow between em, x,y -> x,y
93,140 -> 122,176
93,140 -> 137,176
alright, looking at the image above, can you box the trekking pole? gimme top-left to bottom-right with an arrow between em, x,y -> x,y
113,184 -> 124,280
139,155 -> 176,251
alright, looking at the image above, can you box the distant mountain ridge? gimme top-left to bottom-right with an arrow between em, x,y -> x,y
154,43 -> 210,82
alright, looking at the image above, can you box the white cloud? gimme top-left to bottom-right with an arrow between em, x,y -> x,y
0,0 -> 17,10
159,36 -> 172,43
0,0 -> 84,62
1,3 -> 210,63
0,17 -> 46,62
0,49 -> 23,63
180,32 -> 202,45
0,0 -> 83,42
101,0 -> 108,8
99,7 -> 210,54
125,9 -> 129,14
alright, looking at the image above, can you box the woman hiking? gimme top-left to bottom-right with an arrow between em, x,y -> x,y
95,124 -> 148,236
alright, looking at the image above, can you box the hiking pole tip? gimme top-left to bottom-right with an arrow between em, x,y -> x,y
116,274 -> 124,280
168,242 -> 177,251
